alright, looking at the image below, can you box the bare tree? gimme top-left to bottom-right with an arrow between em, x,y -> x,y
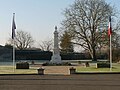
113,20 -> 120,48
39,39 -> 53,51
8,30 -> 34,50
61,0 -> 114,61
112,20 -> 120,62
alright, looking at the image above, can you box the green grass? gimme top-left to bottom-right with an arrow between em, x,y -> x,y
76,63 -> 120,72
0,66 -> 38,74
0,63 -> 120,74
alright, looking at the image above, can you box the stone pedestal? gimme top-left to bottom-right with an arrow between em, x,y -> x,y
50,26 -> 62,64
51,54 -> 61,64
69,67 -> 76,74
37,68 -> 44,75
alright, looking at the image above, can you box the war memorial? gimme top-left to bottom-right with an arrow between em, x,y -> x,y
0,0 -> 120,89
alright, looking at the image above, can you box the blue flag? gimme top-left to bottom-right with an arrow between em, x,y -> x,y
12,13 -> 16,39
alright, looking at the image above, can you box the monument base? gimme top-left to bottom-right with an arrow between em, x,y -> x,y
50,54 -> 62,64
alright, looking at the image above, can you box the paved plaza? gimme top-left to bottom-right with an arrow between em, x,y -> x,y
0,74 -> 120,90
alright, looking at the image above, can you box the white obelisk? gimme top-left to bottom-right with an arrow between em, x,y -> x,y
50,26 -> 62,64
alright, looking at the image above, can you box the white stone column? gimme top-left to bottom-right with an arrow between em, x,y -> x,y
50,26 -> 62,64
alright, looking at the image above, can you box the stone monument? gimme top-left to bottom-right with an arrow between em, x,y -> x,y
50,26 -> 62,64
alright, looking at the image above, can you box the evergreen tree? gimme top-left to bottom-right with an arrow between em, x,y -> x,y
60,31 -> 74,53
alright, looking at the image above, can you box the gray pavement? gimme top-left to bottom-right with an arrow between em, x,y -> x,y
0,74 -> 120,90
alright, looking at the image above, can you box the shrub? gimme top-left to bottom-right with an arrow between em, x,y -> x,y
42,62 -> 72,66
16,61 -> 29,69
85,62 -> 90,67
97,62 -> 110,68
78,61 -> 81,64
42,62 -> 49,66
31,61 -> 35,65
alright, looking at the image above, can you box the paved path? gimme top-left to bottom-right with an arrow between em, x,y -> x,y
43,66 -> 74,75
0,74 -> 120,90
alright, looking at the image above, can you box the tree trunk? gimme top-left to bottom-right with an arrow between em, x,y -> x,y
92,47 -> 97,61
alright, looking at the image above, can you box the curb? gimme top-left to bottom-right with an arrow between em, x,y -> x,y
75,72 -> 120,74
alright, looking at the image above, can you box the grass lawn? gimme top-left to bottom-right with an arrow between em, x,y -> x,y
0,63 -> 120,74
0,66 -> 38,74
76,63 -> 120,72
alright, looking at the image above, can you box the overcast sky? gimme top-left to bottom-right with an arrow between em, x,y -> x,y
0,0 -> 120,47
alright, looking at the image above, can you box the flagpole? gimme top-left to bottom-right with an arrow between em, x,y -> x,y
108,16 -> 112,71
13,39 -> 15,72
12,13 -> 16,72
110,34 -> 112,71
